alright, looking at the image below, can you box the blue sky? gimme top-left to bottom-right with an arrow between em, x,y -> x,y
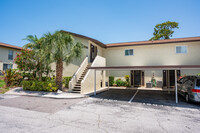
0,0 -> 200,47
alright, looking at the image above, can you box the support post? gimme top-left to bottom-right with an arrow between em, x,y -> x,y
108,70 -> 109,89
94,69 -> 96,96
175,70 -> 178,103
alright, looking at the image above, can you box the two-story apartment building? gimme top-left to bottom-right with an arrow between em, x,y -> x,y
60,31 -> 200,94
1,31 -> 200,95
0,42 -> 22,73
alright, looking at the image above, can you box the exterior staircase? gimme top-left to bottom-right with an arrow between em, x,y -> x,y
71,64 -> 91,93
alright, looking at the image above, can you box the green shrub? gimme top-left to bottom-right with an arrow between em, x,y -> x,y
41,76 -> 55,82
63,77 -> 72,88
125,75 -> 130,87
0,79 -> 6,88
22,80 -> 58,92
151,78 -> 157,87
109,76 -> 114,86
3,69 -> 23,87
115,79 -> 126,86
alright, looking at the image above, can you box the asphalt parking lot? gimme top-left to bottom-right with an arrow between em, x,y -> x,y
0,95 -> 86,113
93,88 -> 200,109
0,91 -> 200,132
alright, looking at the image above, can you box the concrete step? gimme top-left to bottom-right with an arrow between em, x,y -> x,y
74,85 -> 81,88
71,90 -> 80,93
72,88 -> 81,91
74,86 -> 81,88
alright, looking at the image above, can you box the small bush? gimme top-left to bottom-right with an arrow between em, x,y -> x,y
41,76 -> 55,82
62,77 -> 72,88
0,79 -> 6,88
125,75 -> 130,87
3,69 -> 23,87
115,79 -> 126,86
109,76 -> 114,86
22,80 -> 58,92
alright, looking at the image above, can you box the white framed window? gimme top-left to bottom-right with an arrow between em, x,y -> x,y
125,49 -> 134,56
176,46 -> 187,54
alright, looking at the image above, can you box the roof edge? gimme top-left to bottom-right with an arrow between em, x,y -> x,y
61,30 -> 106,48
0,42 -> 22,50
106,36 -> 200,48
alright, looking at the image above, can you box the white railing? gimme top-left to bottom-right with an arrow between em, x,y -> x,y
69,57 -> 88,91
81,55 -> 106,94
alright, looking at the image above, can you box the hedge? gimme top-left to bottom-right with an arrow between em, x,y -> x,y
22,80 -> 58,92
63,76 -> 72,88
109,76 -> 114,86
115,79 -> 127,86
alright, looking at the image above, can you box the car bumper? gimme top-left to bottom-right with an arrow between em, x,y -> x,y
190,93 -> 200,102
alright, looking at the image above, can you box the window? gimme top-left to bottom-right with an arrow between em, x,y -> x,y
3,64 -> 13,71
8,50 -> 14,60
125,49 -> 134,56
176,46 -> 187,54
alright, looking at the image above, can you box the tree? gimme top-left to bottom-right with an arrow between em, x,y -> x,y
23,35 -> 53,79
42,31 -> 83,90
149,21 -> 179,40
15,35 -> 53,80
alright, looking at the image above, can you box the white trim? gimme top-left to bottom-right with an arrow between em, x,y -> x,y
128,90 -> 139,103
94,69 -> 96,95
175,70 -> 178,103
175,45 -> 188,54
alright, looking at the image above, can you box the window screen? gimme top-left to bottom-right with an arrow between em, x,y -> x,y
125,49 -> 134,56
176,46 -> 187,54
8,50 -> 14,60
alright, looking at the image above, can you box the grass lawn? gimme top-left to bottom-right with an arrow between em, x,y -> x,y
0,79 -> 5,88
0,79 -> 9,94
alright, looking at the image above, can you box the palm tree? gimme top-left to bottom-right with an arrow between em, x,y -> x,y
43,31 -> 83,90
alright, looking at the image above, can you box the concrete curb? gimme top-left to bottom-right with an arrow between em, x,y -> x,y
5,87 -> 88,99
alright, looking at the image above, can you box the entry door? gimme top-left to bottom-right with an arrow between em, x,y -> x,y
163,70 -> 181,88
134,70 -> 141,87
131,70 -> 144,87
169,70 -> 175,87
90,44 -> 97,62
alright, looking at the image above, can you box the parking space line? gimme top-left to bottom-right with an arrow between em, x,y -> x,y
128,90 -> 139,103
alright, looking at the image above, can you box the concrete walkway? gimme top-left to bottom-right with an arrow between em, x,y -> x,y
5,87 -> 87,99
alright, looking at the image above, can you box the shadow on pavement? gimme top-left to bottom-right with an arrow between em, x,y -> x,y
92,88 -> 200,109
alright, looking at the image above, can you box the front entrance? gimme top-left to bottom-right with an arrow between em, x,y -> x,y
90,44 -> 97,62
131,70 -> 144,87
163,70 -> 181,88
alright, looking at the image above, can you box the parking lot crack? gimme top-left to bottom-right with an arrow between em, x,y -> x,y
157,118 -> 168,133
97,114 -> 109,133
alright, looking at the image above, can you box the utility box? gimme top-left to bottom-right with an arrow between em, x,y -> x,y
146,82 -> 152,88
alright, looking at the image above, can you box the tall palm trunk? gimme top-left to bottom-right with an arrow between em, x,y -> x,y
56,59 -> 63,90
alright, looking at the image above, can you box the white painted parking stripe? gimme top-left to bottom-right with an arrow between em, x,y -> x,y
128,90 -> 139,103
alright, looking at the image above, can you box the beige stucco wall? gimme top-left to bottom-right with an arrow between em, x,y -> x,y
81,56 -> 106,94
104,41 -> 200,66
0,46 -> 20,71
103,41 -> 200,86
